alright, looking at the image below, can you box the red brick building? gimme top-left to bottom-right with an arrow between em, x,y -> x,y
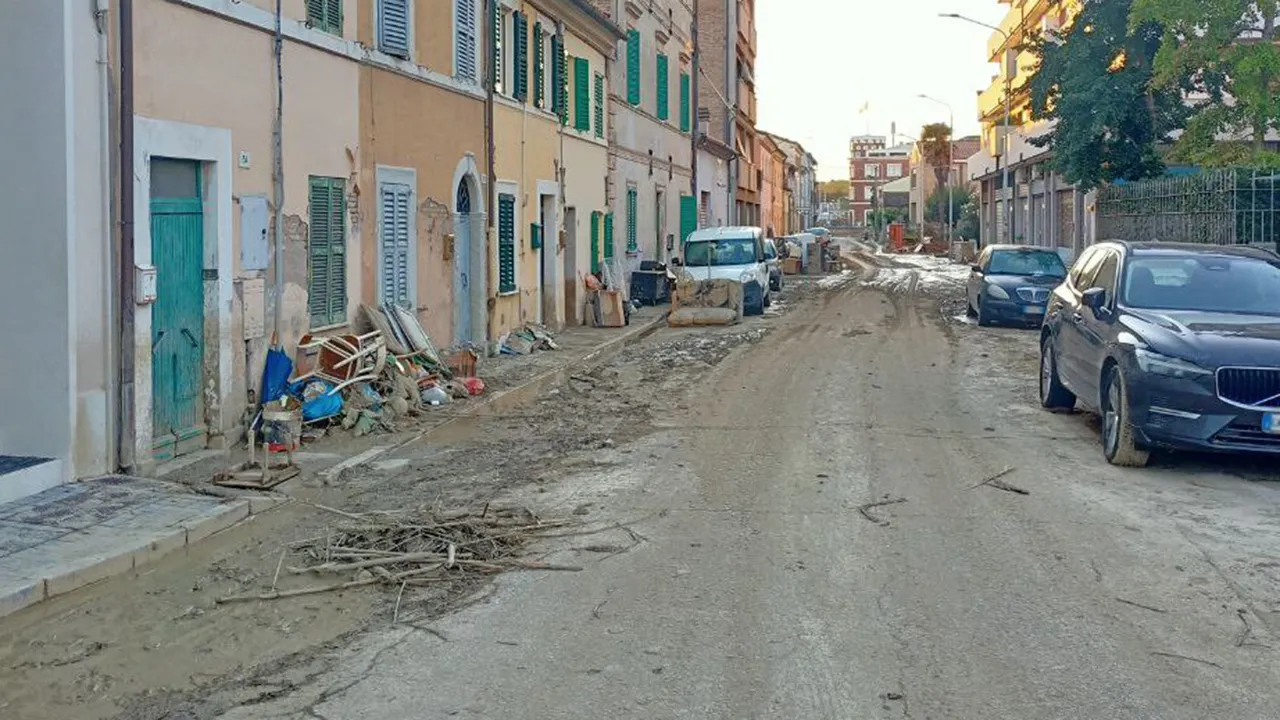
849,136 -> 910,227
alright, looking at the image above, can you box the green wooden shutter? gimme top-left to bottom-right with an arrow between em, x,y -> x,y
308,0 -> 342,36
625,188 -> 638,253
626,29 -> 640,106
513,12 -> 528,101
573,57 -> 590,132
593,72 -> 605,139
679,194 -> 697,246
551,34 -> 567,124
498,194 -> 516,293
656,54 -> 669,121
679,72 -> 691,133
590,211 -> 602,274
378,0 -> 410,58
308,176 -> 347,326
530,222 -> 542,250
533,22 -> 544,108
603,212 -> 615,262
456,0 -> 478,81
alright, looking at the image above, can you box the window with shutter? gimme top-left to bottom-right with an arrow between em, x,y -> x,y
656,54 -> 669,121
679,194 -> 697,246
498,194 -> 517,294
593,72 -> 605,139
512,12 -> 528,101
604,212 -> 615,262
307,0 -> 342,36
379,183 -> 413,309
308,176 -> 347,327
553,36 -> 568,125
590,211 -> 602,274
455,0 -> 477,81
679,72 -> 691,133
378,0 -> 410,58
626,30 -> 640,106
491,2 -> 503,93
573,57 -> 590,132
533,22 -> 545,108
626,188 -> 638,253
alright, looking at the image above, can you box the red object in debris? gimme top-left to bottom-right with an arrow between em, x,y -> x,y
462,377 -> 486,396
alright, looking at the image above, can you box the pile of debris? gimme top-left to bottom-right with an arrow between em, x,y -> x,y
214,505 -> 584,606
497,322 -> 561,356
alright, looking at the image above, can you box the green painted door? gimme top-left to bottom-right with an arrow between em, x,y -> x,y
150,158 -> 206,458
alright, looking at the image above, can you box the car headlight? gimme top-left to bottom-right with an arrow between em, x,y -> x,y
986,284 -> 1010,300
1134,347 -> 1212,379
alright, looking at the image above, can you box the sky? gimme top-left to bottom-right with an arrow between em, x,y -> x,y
754,0 -> 1008,180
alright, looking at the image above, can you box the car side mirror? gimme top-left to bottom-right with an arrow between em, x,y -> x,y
971,265 -> 983,274
1082,287 -> 1107,312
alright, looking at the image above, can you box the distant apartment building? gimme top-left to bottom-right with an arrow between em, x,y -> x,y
770,135 -> 818,232
968,0 -> 1089,252
849,136 -> 910,227
698,0 -> 761,226
908,136 -> 982,228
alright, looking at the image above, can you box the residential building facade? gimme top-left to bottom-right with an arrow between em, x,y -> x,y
771,136 -> 817,232
697,0 -> 761,227
758,133 -> 786,237
908,136 -> 981,228
849,137 -> 910,227
590,0 -> 696,287
970,0 -> 1089,252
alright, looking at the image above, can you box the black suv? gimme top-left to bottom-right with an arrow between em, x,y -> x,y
1039,241 -> 1280,467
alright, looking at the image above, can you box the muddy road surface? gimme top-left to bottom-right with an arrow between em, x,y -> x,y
5,251 -> 1280,719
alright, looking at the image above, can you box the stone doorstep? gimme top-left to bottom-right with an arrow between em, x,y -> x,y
0,495 -> 289,620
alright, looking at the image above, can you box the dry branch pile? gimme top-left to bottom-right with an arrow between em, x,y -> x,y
216,505 -> 583,605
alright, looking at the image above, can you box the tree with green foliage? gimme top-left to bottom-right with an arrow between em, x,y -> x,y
925,186 -> 974,228
1130,0 -> 1280,166
1028,0 -> 1186,189
868,207 -> 907,233
919,123 -> 953,189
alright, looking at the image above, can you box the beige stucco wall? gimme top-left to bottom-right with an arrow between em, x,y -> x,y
358,64 -> 487,346
133,0 -> 359,453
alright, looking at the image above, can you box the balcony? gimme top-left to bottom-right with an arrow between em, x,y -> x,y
977,49 -> 1038,119
986,0 -> 1067,61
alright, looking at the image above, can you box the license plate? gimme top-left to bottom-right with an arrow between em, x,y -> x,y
1023,305 -> 1044,315
1264,413 -> 1280,435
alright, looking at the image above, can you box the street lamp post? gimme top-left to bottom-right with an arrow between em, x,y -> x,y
917,94 -> 954,249
940,12 -> 1012,245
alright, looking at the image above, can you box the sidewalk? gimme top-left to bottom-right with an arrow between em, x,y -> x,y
0,306 -> 669,619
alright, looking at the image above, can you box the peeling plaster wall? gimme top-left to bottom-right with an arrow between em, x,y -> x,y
133,0 -> 359,458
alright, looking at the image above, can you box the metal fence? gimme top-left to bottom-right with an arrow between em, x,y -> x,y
1096,168 -> 1280,250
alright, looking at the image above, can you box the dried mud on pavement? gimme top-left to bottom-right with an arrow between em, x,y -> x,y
4,250 -> 1280,719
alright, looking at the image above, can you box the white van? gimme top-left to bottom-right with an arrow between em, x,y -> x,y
681,226 -> 771,314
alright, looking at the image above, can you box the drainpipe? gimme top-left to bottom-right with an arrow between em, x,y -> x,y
690,0 -> 699,230
272,0 -> 285,338
118,0 -> 136,473
485,0 -> 497,347
95,0 -> 118,470
724,0 -> 735,225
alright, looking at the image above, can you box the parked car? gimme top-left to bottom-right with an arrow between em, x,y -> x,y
1039,241 -> 1280,467
967,245 -> 1068,326
764,238 -> 784,292
682,226 -> 772,314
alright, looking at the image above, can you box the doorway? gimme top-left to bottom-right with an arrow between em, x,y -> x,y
655,187 -> 665,262
149,158 -> 206,460
562,207 -> 578,324
454,179 -> 473,344
539,194 -> 558,327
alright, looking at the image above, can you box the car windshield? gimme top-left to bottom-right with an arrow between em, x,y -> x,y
988,250 -> 1066,277
684,238 -> 757,267
1122,255 -> 1280,315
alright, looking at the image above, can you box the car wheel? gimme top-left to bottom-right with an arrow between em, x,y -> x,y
976,300 -> 994,327
1039,337 -> 1076,410
1102,366 -> 1150,467
763,291 -> 772,309
966,299 -> 977,318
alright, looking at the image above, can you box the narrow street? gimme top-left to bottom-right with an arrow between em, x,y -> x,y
62,247 -> 1274,719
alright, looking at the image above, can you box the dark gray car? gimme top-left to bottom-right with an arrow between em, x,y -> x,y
1039,241 -> 1280,467
966,245 -> 1068,326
